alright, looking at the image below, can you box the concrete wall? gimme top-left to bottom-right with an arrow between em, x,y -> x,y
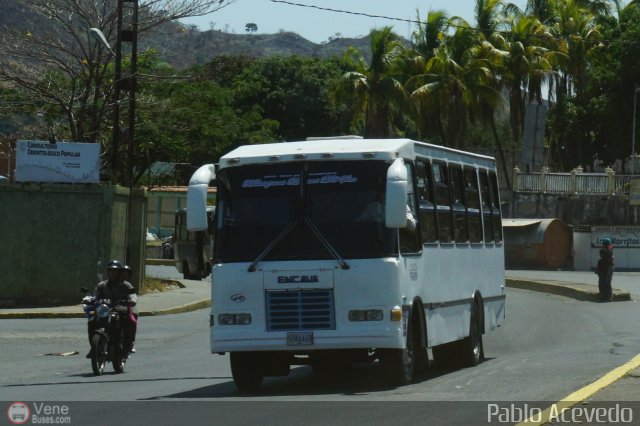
0,184 -> 146,307
510,193 -> 630,226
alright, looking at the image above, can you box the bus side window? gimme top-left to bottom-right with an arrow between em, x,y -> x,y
464,167 -> 482,243
416,160 -> 437,243
479,170 -> 494,243
488,171 -> 503,242
450,164 -> 468,243
432,161 -> 453,243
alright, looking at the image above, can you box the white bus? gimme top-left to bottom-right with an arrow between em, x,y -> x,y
187,138 -> 505,390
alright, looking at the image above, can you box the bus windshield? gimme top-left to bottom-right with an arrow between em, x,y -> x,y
214,160 -> 395,263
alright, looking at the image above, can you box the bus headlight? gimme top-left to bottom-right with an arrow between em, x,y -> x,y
218,313 -> 252,325
235,314 -> 252,325
348,309 -> 383,321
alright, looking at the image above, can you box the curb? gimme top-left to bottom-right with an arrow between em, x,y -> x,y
506,278 -> 631,302
146,258 -> 175,266
0,299 -> 211,320
138,299 -> 211,316
0,312 -> 85,319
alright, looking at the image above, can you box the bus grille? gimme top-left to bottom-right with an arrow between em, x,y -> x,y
265,290 -> 335,331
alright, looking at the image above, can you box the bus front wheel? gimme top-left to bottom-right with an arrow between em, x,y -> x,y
230,352 -> 263,392
379,320 -> 416,386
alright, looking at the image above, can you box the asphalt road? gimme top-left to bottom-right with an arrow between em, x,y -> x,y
2,286 -> 640,425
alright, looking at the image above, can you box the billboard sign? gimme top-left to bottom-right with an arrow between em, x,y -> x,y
15,140 -> 100,183
591,226 -> 640,248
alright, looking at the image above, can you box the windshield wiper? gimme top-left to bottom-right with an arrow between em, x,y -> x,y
247,221 -> 297,272
305,218 -> 350,270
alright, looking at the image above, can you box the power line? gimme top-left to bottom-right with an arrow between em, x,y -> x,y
267,0 -> 519,37
269,0 -> 423,25
268,0 -> 634,46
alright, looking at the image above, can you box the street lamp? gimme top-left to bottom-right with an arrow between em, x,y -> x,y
632,85 -> 640,175
89,28 -> 115,56
89,26 -> 121,186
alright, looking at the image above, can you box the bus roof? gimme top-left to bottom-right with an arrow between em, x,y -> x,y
218,138 -> 496,169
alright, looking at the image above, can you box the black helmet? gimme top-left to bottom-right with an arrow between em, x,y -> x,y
106,260 -> 123,270
123,265 -> 133,273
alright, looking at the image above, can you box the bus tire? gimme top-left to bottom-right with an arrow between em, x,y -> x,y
183,262 -> 201,280
380,317 -> 416,386
230,352 -> 263,392
461,300 -> 483,367
411,304 -> 429,377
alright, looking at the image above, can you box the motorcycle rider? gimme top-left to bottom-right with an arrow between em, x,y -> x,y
86,260 -> 137,358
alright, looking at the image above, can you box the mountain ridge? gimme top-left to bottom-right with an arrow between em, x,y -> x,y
0,0 -> 372,69
142,23 -> 372,68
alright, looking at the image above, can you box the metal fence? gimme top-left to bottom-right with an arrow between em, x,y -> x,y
513,166 -> 637,195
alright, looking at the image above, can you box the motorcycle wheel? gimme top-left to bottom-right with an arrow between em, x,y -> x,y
91,334 -> 107,376
112,343 -> 125,373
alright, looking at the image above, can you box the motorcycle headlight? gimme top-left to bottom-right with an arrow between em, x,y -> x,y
96,304 -> 111,319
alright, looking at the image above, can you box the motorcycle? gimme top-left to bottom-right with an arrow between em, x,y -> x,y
80,287 -> 136,376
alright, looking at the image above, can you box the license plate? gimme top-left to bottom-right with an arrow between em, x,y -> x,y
287,331 -> 314,346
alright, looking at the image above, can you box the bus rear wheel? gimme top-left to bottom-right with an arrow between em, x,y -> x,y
230,352 -> 263,392
461,301 -> 483,367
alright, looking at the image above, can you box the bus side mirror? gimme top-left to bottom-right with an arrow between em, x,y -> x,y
187,164 -> 216,232
386,158 -> 408,228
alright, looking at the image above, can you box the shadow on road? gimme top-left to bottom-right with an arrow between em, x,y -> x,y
148,359 -> 493,399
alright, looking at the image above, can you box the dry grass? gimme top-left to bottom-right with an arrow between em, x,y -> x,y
140,277 -> 183,295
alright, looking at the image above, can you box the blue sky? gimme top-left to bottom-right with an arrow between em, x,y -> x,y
181,0 -> 528,43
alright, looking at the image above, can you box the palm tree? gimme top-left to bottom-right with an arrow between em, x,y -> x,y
333,27 -> 406,138
522,0 -> 557,25
408,16 -> 491,149
470,0 -> 514,188
405,10 -> 450,141
551,0 -> 603,99
491,14 -> 551,143
476,0 -> 506,38
544,0 -> 604,167
412,10 -> 449,61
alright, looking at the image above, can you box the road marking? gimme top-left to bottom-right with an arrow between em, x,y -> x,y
516,352 -> 640,425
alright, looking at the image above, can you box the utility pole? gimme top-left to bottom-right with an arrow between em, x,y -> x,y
115,0 -> 139,263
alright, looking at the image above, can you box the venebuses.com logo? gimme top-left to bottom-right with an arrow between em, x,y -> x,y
7,402 -> 30,425
6,401 -> 71,424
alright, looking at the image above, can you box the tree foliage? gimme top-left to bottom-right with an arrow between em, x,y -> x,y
4,0 -> 640,180
0,0 -> 234,182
